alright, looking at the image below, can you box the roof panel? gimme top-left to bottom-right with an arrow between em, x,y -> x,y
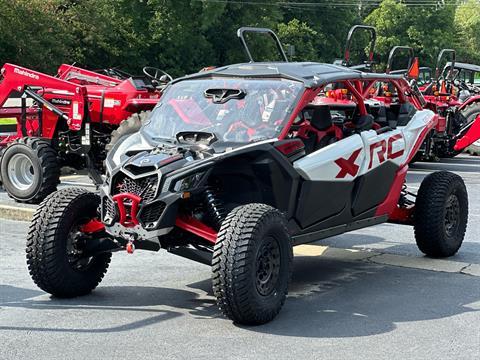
175,61 -> 404,87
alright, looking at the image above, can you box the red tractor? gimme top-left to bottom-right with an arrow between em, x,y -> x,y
408,49 -> 480,159
0,63 -> 171,203
373,46 -> 480,160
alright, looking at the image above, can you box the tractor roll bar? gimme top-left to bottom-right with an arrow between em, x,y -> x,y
386,46 -> 414,74
237,27 -> 288,63
344,25 -> 376,67
435,49 -> 456,82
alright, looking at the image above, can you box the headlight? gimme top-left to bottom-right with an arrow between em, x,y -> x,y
173,171 -> 206,192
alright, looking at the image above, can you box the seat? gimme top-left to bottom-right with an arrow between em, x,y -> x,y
397,103 -> 417,126
297,105 -> 338,153
354,114 -> 374,132
310,105 -> 333,131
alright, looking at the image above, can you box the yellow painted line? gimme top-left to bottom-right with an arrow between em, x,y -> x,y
294,244 -> 479,277
294,244 -> 329,257
294,244 -> 380,261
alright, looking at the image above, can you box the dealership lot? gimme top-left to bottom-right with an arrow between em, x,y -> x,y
1,155 -> 479,360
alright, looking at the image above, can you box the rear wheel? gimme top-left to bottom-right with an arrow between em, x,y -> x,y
0,137 -> 60,203
414,171 -> 468,257
461,103 -> 480,156
26,188 -> 111,297
461,102 -> 480,124
212,204 -> 293,325
106,111 -> 151,151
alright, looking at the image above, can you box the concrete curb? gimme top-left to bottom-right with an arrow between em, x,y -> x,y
294,244 -> 480,277
0,204 -> 35,222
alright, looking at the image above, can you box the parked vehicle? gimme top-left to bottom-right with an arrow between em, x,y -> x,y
375,47 -> 480,160
0,63 -> 171,203
26,28 -> 468,325
334,24 -> 377,71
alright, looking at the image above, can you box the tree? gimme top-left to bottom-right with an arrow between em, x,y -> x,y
0,0 -> 73,73
282,3 -> 359,63
277,19 -> 318,62
62,0 -> 154,73
455,0 -> 480,64
365,0 -> 457,69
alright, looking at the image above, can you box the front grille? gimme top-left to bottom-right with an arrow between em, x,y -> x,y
103,197 -> 117,222
140,201 -> 166,225
113,173 -> 158,203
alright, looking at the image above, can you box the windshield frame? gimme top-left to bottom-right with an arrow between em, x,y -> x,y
141,76 -> 305,145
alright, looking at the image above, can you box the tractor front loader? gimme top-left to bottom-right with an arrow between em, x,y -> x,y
0,63 -> 167,203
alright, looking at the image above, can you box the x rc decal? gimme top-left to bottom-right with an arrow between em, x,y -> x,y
335,149 -> 362,178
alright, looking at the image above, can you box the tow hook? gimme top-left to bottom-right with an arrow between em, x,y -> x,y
126,240 -> 135,254
125,234 -> 136,254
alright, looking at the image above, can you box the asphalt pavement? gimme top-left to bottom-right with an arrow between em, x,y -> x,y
0,155 -> 479,360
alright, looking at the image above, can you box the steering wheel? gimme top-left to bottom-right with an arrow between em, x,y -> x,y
142,67 -> 173,84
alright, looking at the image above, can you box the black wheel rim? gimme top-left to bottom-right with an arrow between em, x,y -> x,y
66,221 -> 94,271
255,236 -> 281,296
444,194 -> 460,237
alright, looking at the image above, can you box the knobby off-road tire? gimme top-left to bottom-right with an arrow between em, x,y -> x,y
0,137 -> 60,204
26,188 -> 111,297
212,204 -> 293,325
414,171 -> 468,257
461,103 -> 480,155
106,111 -> 151,151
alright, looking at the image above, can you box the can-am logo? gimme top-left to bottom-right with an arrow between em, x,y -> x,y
13,67 -> 40,80
50,98 -> 71,106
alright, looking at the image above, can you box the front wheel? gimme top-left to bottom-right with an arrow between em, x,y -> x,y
414,171 -> 468,257
212,204 -> 293,325
26,188 -> 111,297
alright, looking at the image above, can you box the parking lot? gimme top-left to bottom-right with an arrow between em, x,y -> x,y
1,155 -> 479,360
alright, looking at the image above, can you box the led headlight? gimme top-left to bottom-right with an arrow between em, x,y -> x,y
173,171 -> 206,192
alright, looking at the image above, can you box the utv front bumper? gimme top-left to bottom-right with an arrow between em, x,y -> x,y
99,181 -> 181,242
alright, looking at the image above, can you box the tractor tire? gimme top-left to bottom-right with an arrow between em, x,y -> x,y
460,102 -> 480,123
414,171 -> 468,258
26,188 -> 111,298
0,137 -> 60,204
461,103 -> 480,156
106,111 -> 151,151
212,203 -> 293,325
466,140 -> 480,156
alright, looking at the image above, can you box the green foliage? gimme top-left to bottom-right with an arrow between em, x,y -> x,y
277,19 -> 318,62
366,0 -> 457,70
0,0 -> 479,76
0,0 -> 73,73
455,0 -> 480,64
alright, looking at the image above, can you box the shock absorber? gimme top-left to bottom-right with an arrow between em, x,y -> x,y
204,187 -> 225,229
